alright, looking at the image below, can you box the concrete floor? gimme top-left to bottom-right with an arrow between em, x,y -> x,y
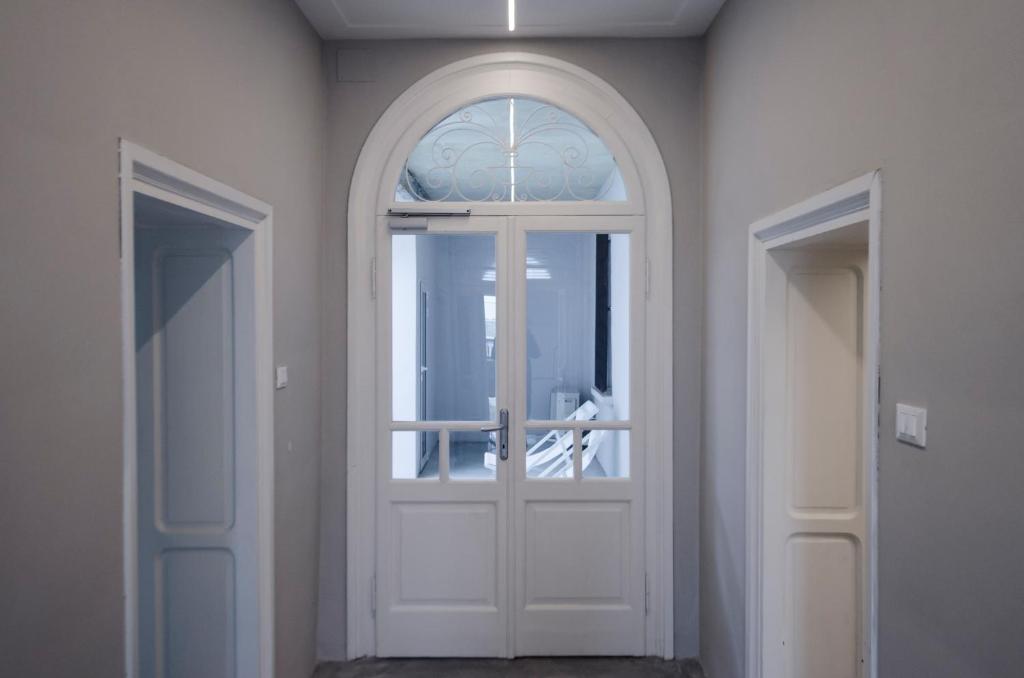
314,657 -> 706,678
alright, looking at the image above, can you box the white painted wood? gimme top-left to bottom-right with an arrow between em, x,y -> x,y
120,140 -> 275,678
746,171 -> 881,678
296,0 -> 725,40
346,54 -> 674,658
135,226 -> 257,678
512,215 -> 646,656
374,216 -> 511,657
375,213 -> 644,657
763,248 -> 868,678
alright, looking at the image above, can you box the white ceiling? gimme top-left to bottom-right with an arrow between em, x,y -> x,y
294,0 -> 725,40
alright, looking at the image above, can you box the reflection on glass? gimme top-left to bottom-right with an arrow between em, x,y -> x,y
581,429 -> 629,479
450,430 -> 497,481
524,429 -> 574,479
392,233 -> 497,421
392,430 -> 440,480
525,233 -> 629,422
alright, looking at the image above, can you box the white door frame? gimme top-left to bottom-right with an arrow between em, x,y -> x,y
119,140 -> 275,678
745,171 -> 881,678
345,52 -> 675,658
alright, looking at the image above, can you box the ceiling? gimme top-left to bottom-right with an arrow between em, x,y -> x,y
294,0 -> 725,40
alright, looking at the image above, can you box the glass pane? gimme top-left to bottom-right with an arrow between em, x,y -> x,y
396,97 -> 626,203
581,429 -> 629,479
392,430 -> 440,480
450,430 -> 497,481
525,428 -> 574,479
525,233 -> 629,422
392,233 -> 497,421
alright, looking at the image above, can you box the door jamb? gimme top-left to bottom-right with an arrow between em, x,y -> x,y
745,170 -> 881,678
119,139 -> 275,678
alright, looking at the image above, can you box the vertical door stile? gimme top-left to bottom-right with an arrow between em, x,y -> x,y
504,215 -> 517,658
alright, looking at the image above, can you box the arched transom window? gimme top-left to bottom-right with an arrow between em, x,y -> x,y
396,96 -> 626,203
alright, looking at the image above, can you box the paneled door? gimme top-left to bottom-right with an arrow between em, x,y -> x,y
376,214 -> 645,657
135,218 -> 262,677
376,216 -> 512,657
761,247 -> 870,678
511,217 -> 645,656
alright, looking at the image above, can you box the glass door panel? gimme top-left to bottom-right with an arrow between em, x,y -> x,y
514,222 -> 644,657
524,231 -> 631,480
377,218 -> 510,658
392,233 -> 497,422
391,232 -> 499,481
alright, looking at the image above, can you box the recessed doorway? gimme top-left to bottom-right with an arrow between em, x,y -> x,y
344,54 -> 676,659
120,142 -> 275,678
747,172 -> 881,678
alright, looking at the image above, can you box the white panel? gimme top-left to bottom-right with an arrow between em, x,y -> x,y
761,247 -> 868,678
393,503 -> 497,606
787,536 -> 860,678
135,214 -> 261,678
157,251 -> 235,529
159,549 -> 236,678
787,268 -> 861,511
524,502 -> 628,606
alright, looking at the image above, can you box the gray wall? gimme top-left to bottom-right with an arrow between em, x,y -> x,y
317,38 -> 704,659
0,1 -> 325,677
701,0 -> 1024,676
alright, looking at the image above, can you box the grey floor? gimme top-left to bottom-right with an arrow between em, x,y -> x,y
314,657 -> 705,678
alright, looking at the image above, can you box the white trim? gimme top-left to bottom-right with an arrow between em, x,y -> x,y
345,52 -> 675,659
120,140 -> 275,678
745,170 -> 881,678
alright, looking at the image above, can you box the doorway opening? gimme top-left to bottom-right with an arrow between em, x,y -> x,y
120,141 -> 275,678
343,54 -> 675,659
746,172 -> 881,678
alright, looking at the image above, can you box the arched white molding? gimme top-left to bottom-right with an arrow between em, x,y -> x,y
345,52 -> 674,658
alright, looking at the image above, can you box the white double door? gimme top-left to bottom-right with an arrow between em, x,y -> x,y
376,214 -> 646,657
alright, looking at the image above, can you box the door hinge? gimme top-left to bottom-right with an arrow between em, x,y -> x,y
118,178 -> 123,260
644,573 -> 650,616
645,258 -> 651,300
370,575 -> 376,617
877,370 -> 882,436
370,257 -> 377,300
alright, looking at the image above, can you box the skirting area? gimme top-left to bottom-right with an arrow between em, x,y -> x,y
314,657 -> 706,678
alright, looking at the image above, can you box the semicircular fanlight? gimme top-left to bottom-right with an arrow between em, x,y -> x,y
396,97 -> 626,203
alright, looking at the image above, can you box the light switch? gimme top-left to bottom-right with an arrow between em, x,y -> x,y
896,403 -> 926,448
275,365 -> 289,390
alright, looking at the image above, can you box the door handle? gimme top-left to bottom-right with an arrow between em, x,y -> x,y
480,408 -> 509,461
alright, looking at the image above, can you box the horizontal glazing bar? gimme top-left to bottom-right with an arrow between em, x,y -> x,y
390,421 -> 494,431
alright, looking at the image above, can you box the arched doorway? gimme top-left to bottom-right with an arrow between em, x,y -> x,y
346,53 -> 674,659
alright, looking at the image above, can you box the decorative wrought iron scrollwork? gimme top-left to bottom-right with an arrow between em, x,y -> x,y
397,97 -> 624,203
